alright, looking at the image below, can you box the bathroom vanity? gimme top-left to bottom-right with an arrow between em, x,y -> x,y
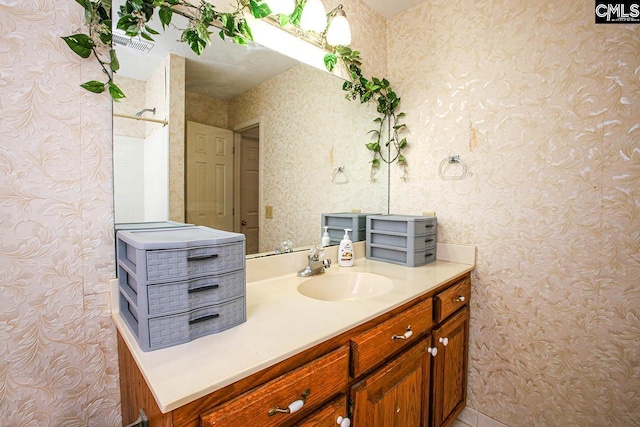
114,242 -> 474,427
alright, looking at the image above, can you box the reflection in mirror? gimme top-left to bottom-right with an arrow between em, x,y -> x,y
112,3 -> 388,256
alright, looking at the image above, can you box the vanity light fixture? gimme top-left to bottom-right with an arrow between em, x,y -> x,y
266,0 -> 296,16
325,5 -> 351,46
300,0 -> 328,32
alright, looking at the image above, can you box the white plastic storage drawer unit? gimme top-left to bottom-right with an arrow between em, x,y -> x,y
366,215 -> 437,267
116,226 -> 246,351
321,212 -> 377,245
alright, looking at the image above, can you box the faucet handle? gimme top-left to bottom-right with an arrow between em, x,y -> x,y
309,245 -> 325,259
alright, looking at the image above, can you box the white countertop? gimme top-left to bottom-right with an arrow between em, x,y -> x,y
111,242 -> 475,413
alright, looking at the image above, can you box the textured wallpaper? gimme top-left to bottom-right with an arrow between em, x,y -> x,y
387,1 -> 639,426
0,1 -> 120,425
1,0 -> 638,426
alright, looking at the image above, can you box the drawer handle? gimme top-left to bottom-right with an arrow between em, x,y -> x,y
391,325 -> 413,340
189,313 -> 219,325
427,346 -> 438,357
453,295 -> 465,303
188,284 -> 219,294
187,253 -> 219,261
268,388 -> 310,416
337,416 -> 351,427
439,337 -> 449,346
425,238 -> 434,243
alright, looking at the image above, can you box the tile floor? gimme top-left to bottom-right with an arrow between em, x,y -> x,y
455,407 -> 509,427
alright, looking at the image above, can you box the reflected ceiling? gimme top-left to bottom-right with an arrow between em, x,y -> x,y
114,0 -> 424,98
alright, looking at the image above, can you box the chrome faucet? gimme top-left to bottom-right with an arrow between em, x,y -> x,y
297,246 -> 331,277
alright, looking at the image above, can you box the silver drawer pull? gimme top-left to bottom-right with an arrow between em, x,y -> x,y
268,389 -> 310,416
391,326 -> 413,340
188,284 -> 219,294
187,253 -> 219,261
453,295 -> 465,303
189,313 -> 219,325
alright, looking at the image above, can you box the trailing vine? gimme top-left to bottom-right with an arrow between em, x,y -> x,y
324,47 -> 408,177
64,0 -> 408,173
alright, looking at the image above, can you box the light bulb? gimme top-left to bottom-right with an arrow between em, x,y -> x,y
300,0 -> 327,33
326,10 -> 351,46
266,0 -> 295,16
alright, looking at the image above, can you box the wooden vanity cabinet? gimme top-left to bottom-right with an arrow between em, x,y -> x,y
118,272 -> 471,427
430,308 -> 469,427
350,338 -> 431,427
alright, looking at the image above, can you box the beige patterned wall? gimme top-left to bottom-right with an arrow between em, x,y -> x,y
387,1 -> 639,425
0,1 -> 120,425
2,0 -> 637,426
185,91 -> 228,129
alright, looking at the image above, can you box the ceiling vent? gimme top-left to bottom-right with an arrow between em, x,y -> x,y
112,29 -> 154,54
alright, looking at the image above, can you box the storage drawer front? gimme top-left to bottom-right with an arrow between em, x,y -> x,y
434,277 -> 471,322
146,270 -> 245,316
351,298 -> 433,377
368,216 -> 436,236
146,242 -> 245,282
367,246 -> 436,267
369,233 -> 437,252
146,297 -> 246,350
201,346 -> 349,427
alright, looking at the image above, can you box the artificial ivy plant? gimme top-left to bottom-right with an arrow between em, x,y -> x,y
64,0 -> 408,172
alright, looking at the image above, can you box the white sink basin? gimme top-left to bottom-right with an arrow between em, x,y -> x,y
298,272 -> 393,301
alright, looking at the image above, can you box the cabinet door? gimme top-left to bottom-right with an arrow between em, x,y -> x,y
351,339 -> 431,427
294,394 -> 349,427
431,307 -> 469,427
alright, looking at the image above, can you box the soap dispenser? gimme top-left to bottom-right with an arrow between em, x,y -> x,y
322,226 -> 331,247
338,228 -> 354,267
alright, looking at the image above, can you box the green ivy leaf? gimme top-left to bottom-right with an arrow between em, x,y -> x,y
398,138 -> 407,149
109,49 -> 119,72
249,0 -> 271,18
397,155 -> 406,164
108,82 -> 126,100
80,80 -> 105,93
75,0 -> 92,12
62,34 -> 94,58
145,25 -> 159,35
279,14 -> 290,27
159,5 -> 173,28
372,158 -> 380,167
324,54 -> 337,72
239,20 -> 253,41
290,2 -> 303,25
182,28 -> 207,55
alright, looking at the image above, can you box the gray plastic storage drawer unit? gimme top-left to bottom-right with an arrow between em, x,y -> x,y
366,215 -> 437,267
116,226 -> 246,351
321,213 -> 377,245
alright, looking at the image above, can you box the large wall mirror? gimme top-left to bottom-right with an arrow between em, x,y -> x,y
112,1 -> 388,256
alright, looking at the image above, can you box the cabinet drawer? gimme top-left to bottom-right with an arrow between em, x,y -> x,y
434,277 -> 470,322
351,298 -> 433,377
294,394 -> 349,427
201,346 -> 349,427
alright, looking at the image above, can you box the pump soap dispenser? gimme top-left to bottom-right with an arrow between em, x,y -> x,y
338,228 -> 354,267
322,226 -> 331,247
